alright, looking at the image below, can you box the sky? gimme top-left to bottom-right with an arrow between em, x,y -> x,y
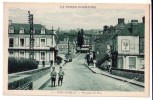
9,7 -> 145,30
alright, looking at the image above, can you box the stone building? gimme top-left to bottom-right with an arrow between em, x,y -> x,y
111,17 -> 144,70
8,20 -> 57,66
94,17 -> 144,71
57,38 -> 73,54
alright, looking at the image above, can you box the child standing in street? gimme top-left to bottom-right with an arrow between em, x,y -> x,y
51,67 -> 57,87
58,67 -> 64,86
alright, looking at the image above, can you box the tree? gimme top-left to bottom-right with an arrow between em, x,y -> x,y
80,29 -> 84,46
77,29 -> 85,48
77,30 -> 81,47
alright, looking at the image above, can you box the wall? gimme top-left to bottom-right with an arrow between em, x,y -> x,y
111,68 -> 144,82
8,34 -> 56,64
117,36 -> 139,54
8,66 -> 50,90
9,34 -> 53,48
116,55 -> 144,71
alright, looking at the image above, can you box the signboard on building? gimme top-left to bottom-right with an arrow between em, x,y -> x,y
121,39 -> 130,51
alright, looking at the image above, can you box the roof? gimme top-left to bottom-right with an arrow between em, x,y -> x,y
95,27 -> 115,43
115,22 -> 144,37
9,23 -> 51,35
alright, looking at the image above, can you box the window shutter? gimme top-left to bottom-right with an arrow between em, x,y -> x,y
15,38 -> 19,47
47,38 -> 51,47
36,38 -> 40,47
26,38 -> 29,47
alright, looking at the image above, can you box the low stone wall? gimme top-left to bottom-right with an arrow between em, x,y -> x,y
111,68 -> 144,82
8,75 -> 32,90
8,66 -> 50,90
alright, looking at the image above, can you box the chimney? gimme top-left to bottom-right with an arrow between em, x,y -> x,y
131,20 -> 138,34
142,16 -> 145,24
9,20 -> 12,26
118,18 -> 124,24
103,25 -> 108,32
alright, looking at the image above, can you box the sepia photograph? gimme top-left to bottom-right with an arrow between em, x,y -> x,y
3,2 -> 150,96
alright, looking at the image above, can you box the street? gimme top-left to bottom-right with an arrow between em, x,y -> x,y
40,54 -> 144,91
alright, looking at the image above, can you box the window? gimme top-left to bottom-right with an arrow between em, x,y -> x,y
129,57 -> 136,69
9,51 -> 14,57
9,27 -> 14,33
20,52 -> 25,58
33,39 -> 35,47
41,52 -> 45,61
19,28 -> 24,34
117,57 -> 123,68
20,38 -> 25,47
41,28 -> 45,34
140,59 -> 144,70
140,37 -> 144,53
9,38 -> 14,47
41,39 -> 46,47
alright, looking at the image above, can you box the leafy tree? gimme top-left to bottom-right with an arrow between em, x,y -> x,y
80,29 -> 84,46
77,30 -> 81,47
77,29 -> 84,48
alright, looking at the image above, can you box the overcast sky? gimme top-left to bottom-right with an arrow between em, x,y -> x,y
9,8 -> 144,30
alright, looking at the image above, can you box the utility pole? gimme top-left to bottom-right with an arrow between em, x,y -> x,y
50,26 -> 55,66
68,38 -> 69,55
51,26 -> 54,46
28,11 -> 34,59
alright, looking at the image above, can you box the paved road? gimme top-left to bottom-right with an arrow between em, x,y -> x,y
40,54 -> 144,91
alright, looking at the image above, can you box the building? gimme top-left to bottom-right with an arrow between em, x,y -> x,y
93,17 -> 144,71
8,20 -> 57,66
57,38 -> 73,54
76,35 -> 90,53
93,25 -> 115,68
111,17 -> 144,71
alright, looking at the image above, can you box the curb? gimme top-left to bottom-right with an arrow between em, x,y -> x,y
100,73 -> 144,88
39,77 -> 51,89
84,63 -> 96,74
84,63 -> 144,88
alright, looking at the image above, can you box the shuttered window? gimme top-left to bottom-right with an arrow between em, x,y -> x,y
9,38 -> 14,47
118,57 -> 123,69
129,57 -> 136,69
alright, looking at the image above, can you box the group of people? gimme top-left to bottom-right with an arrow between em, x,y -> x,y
50,67 -> 65,87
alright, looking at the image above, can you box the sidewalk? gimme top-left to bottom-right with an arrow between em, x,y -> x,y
33,72 -> 50,89
84,62 -> 144,88
33,65 -> 59,90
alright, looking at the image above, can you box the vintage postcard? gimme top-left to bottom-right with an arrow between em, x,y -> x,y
3,2 -> 150,96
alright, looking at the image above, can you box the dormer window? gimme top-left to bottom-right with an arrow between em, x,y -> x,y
19,28 -> 25,34
9,27 -> 14,33
41,28 -> 45,34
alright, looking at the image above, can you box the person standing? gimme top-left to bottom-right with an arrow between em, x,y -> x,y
86,53 -> 90,66
51,67 -> 57,87
58,67 -> 64,86
42,60 -> 45,67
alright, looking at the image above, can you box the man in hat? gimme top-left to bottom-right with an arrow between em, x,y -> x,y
51,67 -> 57,87
58,67 -> 64,86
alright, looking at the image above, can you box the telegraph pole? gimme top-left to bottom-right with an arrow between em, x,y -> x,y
68,38 -> 69,55
28,11 -> 34,59
50,26 -> 55,66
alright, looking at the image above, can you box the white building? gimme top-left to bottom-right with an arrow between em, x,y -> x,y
112,18 -> 144,71
8,20 -> 57,66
